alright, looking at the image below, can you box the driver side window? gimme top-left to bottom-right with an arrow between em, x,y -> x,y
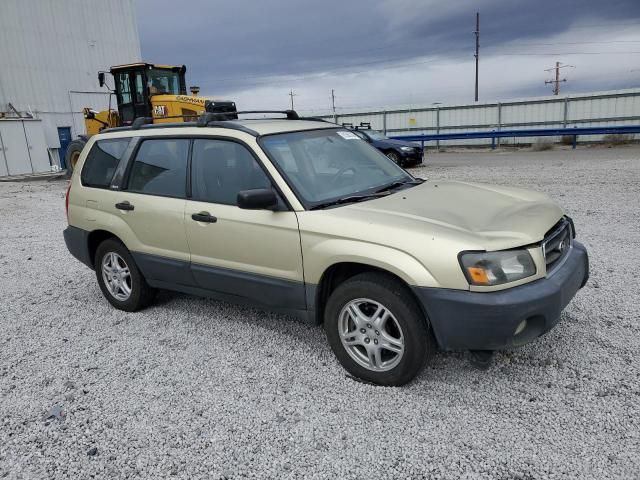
191,139 -> 272,206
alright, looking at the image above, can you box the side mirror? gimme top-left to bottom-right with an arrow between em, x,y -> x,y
98,72 -> 105,87
237,188 -> 278,210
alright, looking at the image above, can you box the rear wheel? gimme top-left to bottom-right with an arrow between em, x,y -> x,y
95,239 -> 155,312
64,138 -> 87,178
324,272 -> 435,386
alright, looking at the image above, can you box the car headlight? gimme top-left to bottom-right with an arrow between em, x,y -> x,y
399,146 -> 413,152
459,250 -> 536,286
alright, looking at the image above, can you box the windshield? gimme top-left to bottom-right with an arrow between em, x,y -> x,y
362,130 -> 388,141
260,129 -> 413,207
147,69 -> 181,95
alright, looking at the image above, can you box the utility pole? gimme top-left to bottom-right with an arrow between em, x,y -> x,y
331,89 -> 337,122
545,62 -> 573,95
289,90 -> 297,110
474,12 -> 479,102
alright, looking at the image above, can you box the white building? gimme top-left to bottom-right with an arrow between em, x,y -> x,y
0,0 -> 141,176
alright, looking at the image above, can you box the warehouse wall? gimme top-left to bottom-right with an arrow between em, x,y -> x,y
323,89 -> 640,147
0,0 -> 141,171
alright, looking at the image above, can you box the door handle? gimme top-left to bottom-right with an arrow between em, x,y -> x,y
191,211 -> 217,223
115,201 -> 134,211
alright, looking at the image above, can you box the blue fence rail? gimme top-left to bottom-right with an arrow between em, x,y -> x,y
391,125 -> 640,149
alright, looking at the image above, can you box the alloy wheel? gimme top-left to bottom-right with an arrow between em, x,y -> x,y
338,298 -> 405,372
101,252 -> 132,301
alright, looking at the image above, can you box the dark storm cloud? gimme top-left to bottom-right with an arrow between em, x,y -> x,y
136,0 -> 640,95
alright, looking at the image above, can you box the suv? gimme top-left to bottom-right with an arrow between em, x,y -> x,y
345,123 -> 423,167
64,110 -> 589,386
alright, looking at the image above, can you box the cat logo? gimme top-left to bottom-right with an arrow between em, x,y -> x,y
153,105 -> 167,117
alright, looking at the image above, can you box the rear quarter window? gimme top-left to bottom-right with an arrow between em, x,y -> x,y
80,138 -> 130,188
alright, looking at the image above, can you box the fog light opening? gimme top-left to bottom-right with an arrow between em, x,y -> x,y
514,319 -> 528,336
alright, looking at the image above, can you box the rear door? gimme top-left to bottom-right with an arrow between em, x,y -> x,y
111,137 -> 191,285
184,138 -> 305,310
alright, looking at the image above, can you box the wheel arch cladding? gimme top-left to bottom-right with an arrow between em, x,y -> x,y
87,230 -> 120,268
312,262 -> 431,327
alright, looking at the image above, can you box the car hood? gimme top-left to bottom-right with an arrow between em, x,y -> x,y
336,180 -> 564,251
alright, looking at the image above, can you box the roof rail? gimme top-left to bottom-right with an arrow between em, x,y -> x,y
197,112 -> 229,126
230,110 -> 300,120
300,116 -> 334,124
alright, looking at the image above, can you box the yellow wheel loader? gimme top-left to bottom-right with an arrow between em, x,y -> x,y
64,62 -> 236,175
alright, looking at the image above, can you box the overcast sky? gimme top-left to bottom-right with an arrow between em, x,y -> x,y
136,0 -> 640,114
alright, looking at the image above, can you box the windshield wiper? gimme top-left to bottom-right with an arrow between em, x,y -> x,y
375,178 -> 424,193
310,192 -> 390,210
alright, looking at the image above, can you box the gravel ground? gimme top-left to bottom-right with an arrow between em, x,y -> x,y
0,145 -> 639,479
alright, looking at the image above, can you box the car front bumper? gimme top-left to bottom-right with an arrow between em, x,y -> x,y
399,149 -> 423,164
413,241 -> 589,351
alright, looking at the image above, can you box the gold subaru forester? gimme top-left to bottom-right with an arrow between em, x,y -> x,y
64,110 -> 589,386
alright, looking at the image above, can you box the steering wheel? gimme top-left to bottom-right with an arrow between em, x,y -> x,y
328,166 -> 357,189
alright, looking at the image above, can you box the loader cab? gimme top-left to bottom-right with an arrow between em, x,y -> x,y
107,63 -> 187,125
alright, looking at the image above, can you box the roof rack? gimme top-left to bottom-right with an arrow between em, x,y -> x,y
101,109 -> 331,136
341,122 -> 371,130
239,110 -> 300,120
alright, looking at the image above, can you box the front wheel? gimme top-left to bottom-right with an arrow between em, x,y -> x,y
324,272 -> 435,386
95,239 -> 156,312
385,151 -> 403,166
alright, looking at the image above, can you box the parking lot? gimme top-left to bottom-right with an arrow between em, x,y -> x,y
1,145 -> 638,479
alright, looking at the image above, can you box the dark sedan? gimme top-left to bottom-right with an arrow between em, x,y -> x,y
352,129 -> 424,167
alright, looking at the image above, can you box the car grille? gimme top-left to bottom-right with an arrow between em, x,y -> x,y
542,218 -> 572,274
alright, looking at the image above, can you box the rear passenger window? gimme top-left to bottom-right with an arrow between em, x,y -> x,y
127,139 -> 189,198
80,138 -> 130,189
191,139 -> 271,205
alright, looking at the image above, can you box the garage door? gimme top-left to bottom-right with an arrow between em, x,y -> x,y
0,121 -> 31,175
0,120 -> 50,176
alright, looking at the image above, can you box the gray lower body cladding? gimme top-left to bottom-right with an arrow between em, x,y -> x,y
63,226 -> 93,268
413,241 -> 589,351
132,251 -> 307,312
64,226 -> 589,349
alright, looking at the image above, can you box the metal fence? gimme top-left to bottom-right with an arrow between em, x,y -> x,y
319,88 -> 640,146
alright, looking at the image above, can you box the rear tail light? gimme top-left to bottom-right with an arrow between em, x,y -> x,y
65,182 -> 71,223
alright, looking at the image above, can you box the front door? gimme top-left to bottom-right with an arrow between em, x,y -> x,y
184,138 -> 306,310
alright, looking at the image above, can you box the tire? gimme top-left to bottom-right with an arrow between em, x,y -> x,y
64,138 -> 87,178
324,272 -> 435,386
95,238 -> 156,312
385,151 -> 403,166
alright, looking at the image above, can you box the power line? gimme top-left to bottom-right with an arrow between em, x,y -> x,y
211,46 -> 640,87
498,51 -> 640,56
498,40 -> 640,47
568,21 -> 640,29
